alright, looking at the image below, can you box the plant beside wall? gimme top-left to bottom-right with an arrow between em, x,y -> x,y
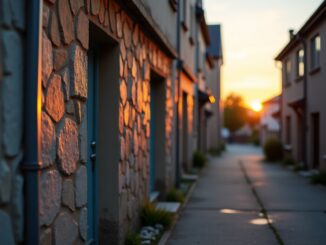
193,151 -> 207,168
282,156 -> 297,166
141,203 -> 173,229
263,138 -> 283,162
310,171 -> 326,186
166,188 -> 185,203
125,232 -> 142,245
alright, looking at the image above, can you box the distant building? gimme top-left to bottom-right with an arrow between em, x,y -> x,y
275,1 -> 326,169
206,25 -> 223,151
260,96 -> 281,145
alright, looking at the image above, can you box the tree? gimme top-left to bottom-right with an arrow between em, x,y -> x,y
223,93 -> 247,133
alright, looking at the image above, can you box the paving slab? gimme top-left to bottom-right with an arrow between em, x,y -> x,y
168,144 -> 326,245
168,209 -> 277,245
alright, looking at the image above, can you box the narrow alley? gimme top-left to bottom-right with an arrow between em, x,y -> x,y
168,145 -> 326,245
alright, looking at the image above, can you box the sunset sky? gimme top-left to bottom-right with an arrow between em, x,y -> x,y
204,0 -> 323,106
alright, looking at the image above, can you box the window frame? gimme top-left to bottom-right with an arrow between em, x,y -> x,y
296,48 -> 305,79
310,34 -> 321,71
284,58 -> 291,86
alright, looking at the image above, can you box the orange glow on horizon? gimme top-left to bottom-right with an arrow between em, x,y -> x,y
249,101 -> 263,112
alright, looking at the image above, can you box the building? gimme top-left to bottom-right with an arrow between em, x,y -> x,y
275,1 -> 326,170
206,24 -> 223,151
260,95 -> 281,146
0,0 -> 222,244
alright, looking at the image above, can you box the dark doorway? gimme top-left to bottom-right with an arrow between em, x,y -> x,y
182,92 -> 188,172
87,47 -> 99,244
87,23 -> 120,244
149,71 -> 166,194
311,113 -> 320,169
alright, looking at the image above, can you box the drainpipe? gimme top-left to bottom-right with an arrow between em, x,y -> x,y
175,0 -> 181,188
22,0 -> 43,244
298,35 -> 308,169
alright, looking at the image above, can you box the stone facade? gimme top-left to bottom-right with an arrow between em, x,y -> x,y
0,0 -> 25,244
39,0 -> 174,244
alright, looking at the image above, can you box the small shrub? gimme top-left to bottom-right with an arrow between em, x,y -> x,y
310,171 -> 326,185
125,232 -> 141,245
293,164 -> 305,172
283,156 -> 296,166
263,138 -> 283,162
251,129 -> 260,146
166,188 -> 185,203
208,148 -> 221,156
193,151 -> 207,168
141,203 -> 174,229
219,143 -> 226,152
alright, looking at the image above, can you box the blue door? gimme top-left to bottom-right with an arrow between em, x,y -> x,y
150,83 -> 156,193
87,49 -> 99,244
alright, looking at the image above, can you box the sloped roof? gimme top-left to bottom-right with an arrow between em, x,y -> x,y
207,24 -> 223,60
275,1 -> 326,60
262,95 -> 281,105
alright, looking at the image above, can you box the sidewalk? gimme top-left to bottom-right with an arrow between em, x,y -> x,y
167,144 -> 326,245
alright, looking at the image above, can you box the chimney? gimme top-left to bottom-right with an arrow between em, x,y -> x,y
289,29 -> 295,40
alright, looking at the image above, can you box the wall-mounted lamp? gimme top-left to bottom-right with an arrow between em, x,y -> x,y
209,95 -> 216,104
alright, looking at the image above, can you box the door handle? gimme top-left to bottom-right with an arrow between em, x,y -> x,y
91,141 -> 96,148
90,154 -> 96,161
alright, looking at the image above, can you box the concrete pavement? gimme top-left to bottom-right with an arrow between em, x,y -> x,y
167,144 -> 326,245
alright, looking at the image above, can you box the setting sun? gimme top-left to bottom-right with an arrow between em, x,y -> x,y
250,101 -> 263,112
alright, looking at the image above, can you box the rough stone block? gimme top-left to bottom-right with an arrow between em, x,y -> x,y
120,80 -> 127,106
70,44 -> 88,99
0,211 -> 15,245
79,207 -> 87,241
54,49 -> 68,71
123,21 -> 131,48
91,0 -> 100,15
40,170 -> 62,226
50,11 -> 61,47
0,160 -> 11,204
42,32 -> 53,87
1,0 -> 12,27
75,165 -> 87,207
11,174 -> 24,242
58,0 -> 74,44
54,212 -> 78,245
69,0 -> 84,15
40,112 -> 56,167
61,67 -> 70,101
76,11 -> 89,49
45,74 -> 65,122
58,118 -> 79,175
2,30 -> 23,157
40,228 -> 52,245
42,4 -> 50,28
62,179 -> 75,211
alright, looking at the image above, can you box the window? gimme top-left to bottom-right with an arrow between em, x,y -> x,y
310,35 -> 321,70
296,49 -> 304,78
181,0 -> 188,31
285,59 -> 291,85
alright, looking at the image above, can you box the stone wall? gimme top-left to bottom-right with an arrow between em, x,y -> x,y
0,0 -> 25,244
40,0 -> 174,244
